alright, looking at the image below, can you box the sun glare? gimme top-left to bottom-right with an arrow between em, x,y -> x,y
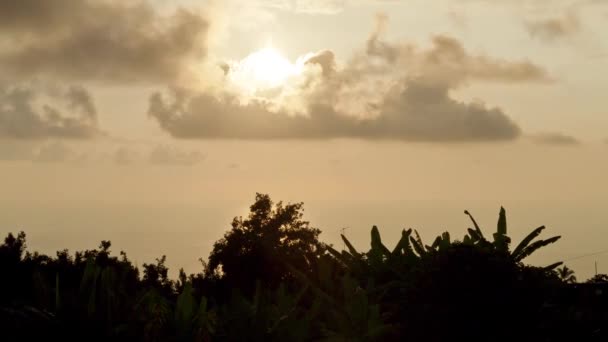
229,47 -> 300,92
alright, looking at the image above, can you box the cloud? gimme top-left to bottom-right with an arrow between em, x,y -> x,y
148,145 -> 205,166
525,11 -> 581,41
531,132 -> 581,146
305,50 -> 337,77
0,83 -> 100,139
149,82 -> 520,142
366,16 -> 550,86
148,15 -> 551,142
0,0 -> 209,84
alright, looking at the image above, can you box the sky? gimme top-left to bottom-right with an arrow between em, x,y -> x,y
1,0 -> 607,279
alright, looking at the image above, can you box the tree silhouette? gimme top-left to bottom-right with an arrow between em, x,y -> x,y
557,265 -> 577,283
587,274 -> 608,283
206,193 -> 326,293
3,197 -> 608,341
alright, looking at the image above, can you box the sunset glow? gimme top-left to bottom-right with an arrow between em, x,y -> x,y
229,47 -> 300,92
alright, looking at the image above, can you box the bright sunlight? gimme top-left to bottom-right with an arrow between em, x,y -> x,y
228,46 -> 301,92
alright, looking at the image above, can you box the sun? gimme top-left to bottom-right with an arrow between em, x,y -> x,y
229,46 -> 300,92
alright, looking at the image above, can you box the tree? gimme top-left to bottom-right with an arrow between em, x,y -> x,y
556,266 -> 577,283
206,193 -> 326,292
587,274 -> 608,283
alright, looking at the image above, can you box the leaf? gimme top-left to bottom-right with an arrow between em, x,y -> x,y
341,234 -> 360,257
175,282 -> 195,329
497,207 -> 507,236
511,226 -> 545,260
464,210 -> 485,240
327,246 -> 346,261
285,262 -> 336,306
392,229 -> 413,256
467,228 -> 481,242
410,232 -> 426,257
543,262 -> 563,271
514,236 -> 561,262
371,226 -> 391,258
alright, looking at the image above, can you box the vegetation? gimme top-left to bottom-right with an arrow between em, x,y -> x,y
1,193 -> 607,341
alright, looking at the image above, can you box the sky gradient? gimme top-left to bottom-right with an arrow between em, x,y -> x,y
1,0 -> 607,279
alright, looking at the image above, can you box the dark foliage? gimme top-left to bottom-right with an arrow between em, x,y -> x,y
1,194 -> 607,341
206,193 -> 326,295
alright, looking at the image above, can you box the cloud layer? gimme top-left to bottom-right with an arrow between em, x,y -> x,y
148,17 -> 550,142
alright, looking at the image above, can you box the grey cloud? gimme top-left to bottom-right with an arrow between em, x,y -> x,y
367,22 -> 550,86
0,84 -> 100,139
148,82 -> 520,142
531,132 -> 581,146
148,15 -> 549,142
305,50 -> 337,77
525,11 -> 581,41
0,0 -> 209,84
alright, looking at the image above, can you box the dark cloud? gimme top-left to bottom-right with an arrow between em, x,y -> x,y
532,132 -> 581,146
525,11 -> 581,41
0,0 -> 209,84
148,81 -> 520,142
0,84 -> 100,139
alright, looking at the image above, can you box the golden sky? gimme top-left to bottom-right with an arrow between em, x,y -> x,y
0,0 -> 607,279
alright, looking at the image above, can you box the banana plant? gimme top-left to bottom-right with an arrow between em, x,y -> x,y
464,207 -> 562,268
174,282 -> 216,341
287,259 -> 393,341
329,226 -> 421,268
136,288 -> 171,342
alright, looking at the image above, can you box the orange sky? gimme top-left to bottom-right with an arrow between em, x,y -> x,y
1,0 -> 607,280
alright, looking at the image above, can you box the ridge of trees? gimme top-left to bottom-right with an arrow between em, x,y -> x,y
1,193 -> 606,341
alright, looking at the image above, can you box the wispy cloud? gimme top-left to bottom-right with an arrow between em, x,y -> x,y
531,132 -> 581,146
0,83 -> 100,139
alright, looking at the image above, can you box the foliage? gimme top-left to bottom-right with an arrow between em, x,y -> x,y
1,194 -> 606,341
557,266 -> 577,283
206,193 -> 326,293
